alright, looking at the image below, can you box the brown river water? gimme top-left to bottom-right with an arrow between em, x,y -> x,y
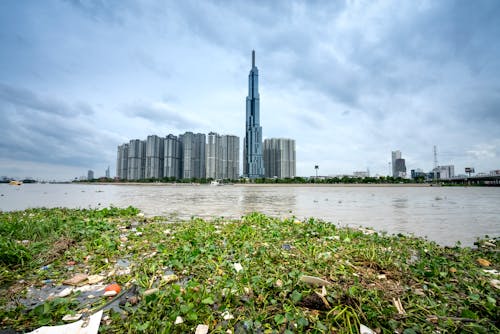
1,183 -> 499,247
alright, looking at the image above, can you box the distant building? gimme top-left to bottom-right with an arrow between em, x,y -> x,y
391,150 -> 406,178
105,166 -> 110,178
87,170 -> 94,180
410,168 -> 426,179
164,134 -> 182,179
128,139 -> 146,180
206,132 -> 240,180
353,171 -> 369,178
116,143 -> 129,180
263,138 -> 296,178
180,132 -> 206,179
436,165 -> 454,179
145,135 -> 164,179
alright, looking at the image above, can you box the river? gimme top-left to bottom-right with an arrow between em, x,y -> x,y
1,183 -> 499,247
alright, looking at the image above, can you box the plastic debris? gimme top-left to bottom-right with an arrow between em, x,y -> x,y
300,275 -> 332,286
222,310 -> 234,320
377,274 -> 387,280
195,324 -> 209,334
233,263 -> 243,273
174,316 -> 184,325
276,279 -> 283,287
105,283 -> 121,294
27,310 -> 103,334
490,279 -> 500,290
104,290 -> 117,297
360,324 -> 375,334
57,287 -> 73,298
62,313 -> 82,321
63,273 -> 88,286
87,275 -> 105,284
476,258 -> 491,267
144,288 -> 159,296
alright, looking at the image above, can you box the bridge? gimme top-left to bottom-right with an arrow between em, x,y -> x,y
440,175 -> 500,186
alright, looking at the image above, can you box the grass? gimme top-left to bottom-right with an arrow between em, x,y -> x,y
0,208 -> 498,333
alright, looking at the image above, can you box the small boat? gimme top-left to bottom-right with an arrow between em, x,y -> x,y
9,180 -> 22,186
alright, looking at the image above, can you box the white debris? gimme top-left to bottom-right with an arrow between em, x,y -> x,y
483,269 -> 500,276
103,290 -> 117,297
222,311 -> 234,320
174,316 -> 184,325
195,324 -> 209,334
377,274 -> 387,280
360,324 -> 375,334
62,313 -> 82,322
57,287 -> 73,298
300,275 -> 332,286
233,263 -> 243,273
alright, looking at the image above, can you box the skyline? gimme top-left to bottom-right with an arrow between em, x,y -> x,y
1,1 -> 500,180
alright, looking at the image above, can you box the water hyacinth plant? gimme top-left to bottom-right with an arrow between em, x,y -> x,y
0,208 -> 498,333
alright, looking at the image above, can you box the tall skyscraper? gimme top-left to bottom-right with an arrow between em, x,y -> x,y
206,132 -> 240,180
145,135 -> 164,179
164,134 -> 182,179
244,50 -> 265,178
264,138 -> 296,178
128,139 -> 146,180
180,132 -> 206,179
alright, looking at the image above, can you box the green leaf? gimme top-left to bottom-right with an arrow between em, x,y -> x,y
291,290 -> 302,302
202,296 -> 215,304
274,314 -> 286,325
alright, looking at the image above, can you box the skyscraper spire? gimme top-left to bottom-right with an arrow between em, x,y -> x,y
243,50 -> 265,178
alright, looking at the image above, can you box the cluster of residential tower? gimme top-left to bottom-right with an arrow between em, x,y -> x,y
116,51 -> 296,181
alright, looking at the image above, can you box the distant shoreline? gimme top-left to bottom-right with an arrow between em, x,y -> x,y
70,182 -> 434,187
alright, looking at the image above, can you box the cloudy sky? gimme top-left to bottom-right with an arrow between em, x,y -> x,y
1,0 -> 499,180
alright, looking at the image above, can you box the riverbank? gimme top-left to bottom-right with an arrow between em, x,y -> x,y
0,208 -> 498,333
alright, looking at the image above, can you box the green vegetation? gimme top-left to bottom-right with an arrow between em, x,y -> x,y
1,208 -> 498,333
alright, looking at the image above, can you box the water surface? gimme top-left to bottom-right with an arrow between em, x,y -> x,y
1,183 -> 499,246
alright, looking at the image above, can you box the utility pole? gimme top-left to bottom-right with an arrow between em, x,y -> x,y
433,145 -> 438,182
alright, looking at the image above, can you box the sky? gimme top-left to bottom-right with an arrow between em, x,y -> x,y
1,0 -> 499,180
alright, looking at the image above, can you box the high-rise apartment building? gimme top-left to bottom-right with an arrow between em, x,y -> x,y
263,138 -> 296,178
391,150 -> 401,177
206,132 -> 219,179
244,50 -> 265,178
164,134 -> 182,179
128,139 -> 146,180
391,150 -> 407,178
206,132 -> 240,180
180,132 -> 206,179
224,135 -> 240,180
116,143 -> 129,180
145,135 -> 164,179
87,170 -> 94,180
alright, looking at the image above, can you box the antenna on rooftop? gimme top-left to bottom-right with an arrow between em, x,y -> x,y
252,50 -> 255,67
